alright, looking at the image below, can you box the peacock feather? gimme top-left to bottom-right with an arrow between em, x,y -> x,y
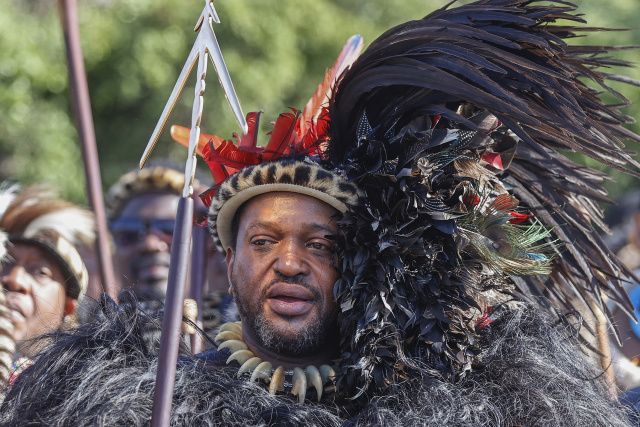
458,194 -> 556,276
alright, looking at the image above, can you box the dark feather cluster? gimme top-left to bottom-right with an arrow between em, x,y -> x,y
325,0 -> 640,395
333,162 -> 483,394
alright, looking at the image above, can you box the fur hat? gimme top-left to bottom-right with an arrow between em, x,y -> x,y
105,162 -> 205,221
0,185 -> 95,301
209,157 -> 361,250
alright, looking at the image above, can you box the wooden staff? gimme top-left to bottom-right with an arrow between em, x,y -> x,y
590,300 -> 618,398
58,0 -> 118,298
189,225 -> 208,354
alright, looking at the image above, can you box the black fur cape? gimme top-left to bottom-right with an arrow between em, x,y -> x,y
0,294 -> 634,426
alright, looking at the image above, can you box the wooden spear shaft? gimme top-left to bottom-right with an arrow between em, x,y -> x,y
589,300 -> 618,398
58,0 -> 118,298
151,197 -> 194,425
189,225 -> 208,354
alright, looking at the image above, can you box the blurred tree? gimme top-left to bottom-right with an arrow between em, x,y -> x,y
1,0 -> 639,208
0,0 -> 86,200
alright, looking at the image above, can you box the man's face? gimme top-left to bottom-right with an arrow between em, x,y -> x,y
227,192 -> 340,358
1,242 -> 73,356
111,192 -> 179,299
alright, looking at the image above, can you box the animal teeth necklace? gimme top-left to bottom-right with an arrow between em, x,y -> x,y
215,322 -> 337,403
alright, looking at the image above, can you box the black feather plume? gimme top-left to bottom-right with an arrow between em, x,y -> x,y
327,0 -> 640,397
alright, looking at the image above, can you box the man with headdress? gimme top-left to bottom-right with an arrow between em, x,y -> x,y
1,0 -> 639,424
106,161 -> 228,300
106,162 -> 230,335
0,184 -> 94,386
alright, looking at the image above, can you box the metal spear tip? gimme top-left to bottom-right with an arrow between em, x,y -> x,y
208,1 -> 221,24
232,99 -> 249,135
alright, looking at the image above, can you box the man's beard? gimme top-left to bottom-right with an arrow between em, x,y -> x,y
231,275 -> 338,358
251,311 -> 330,357
129,253 -> 171,300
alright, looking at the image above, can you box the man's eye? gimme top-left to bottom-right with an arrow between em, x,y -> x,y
114,231 -> 140,246
33,267 -> 53,279
0,263 -> 15,277
251,239 -> 272,246
308,241 -> 332,251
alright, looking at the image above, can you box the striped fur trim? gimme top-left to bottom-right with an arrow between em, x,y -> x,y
106,166 -> 201,220
0,288 -> 15,385
10,232 -> 88,301
208,158 -> 361,250
0,231 -> 7,263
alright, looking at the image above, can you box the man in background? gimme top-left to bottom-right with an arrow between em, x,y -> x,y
0,185 -> 94,383
105,162 -> 230,331
601,191 -> 640,394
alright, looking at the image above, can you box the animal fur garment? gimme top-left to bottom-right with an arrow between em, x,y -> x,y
208,157 -> 362,251
0,293 -> 635,426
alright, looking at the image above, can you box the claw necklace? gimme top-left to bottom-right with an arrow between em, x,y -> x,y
215,322 -> 337,403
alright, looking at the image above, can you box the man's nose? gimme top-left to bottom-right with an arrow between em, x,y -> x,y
1,266 -> 31,294
274,241 -> 310,277
139,231 -> 170,252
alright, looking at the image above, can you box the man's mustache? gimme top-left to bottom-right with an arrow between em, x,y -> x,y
262,273 -> 322,301
130,252 -> 171,278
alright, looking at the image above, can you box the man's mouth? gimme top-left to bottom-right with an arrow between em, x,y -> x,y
133,254 -> 171,283
266,283 -> 316,316
6,299 -> 26,323
10,309 -> 25,324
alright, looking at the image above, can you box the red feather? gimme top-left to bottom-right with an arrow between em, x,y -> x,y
202,141 -> 236,184
508,212 -> 535,224
170,125 -> 224,157
297,117 -> 329,157
198,185 -> 219,208
463,194 -> 480,206
490,194 -> 518,212
239,111 -> 263,148
207,140 -> 261,169
263,109 -> 300,161
299,35 -> 364,135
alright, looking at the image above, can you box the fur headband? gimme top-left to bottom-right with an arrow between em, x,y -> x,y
208,158 -> 361,250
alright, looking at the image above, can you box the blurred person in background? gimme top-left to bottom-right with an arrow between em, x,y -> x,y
0,184 -> 94,385
105,162 -> 230,332
600,190 -> 640,397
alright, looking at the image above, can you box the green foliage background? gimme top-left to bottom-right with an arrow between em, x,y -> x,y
1,0 -> 640,207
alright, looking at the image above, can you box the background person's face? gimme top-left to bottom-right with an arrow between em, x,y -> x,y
111,192 -> 179,299
1,243 -> 69,356
226,192 -> 340,357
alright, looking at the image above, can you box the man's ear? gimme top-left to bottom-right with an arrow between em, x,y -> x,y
64,296 -> 78,316
226,246 -> 235,296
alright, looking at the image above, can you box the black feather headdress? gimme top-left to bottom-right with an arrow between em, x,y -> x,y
325,0 -> 640,395
201,0 -> 640,399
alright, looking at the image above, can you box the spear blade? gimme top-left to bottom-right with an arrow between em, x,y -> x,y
140,1 -> 246,169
